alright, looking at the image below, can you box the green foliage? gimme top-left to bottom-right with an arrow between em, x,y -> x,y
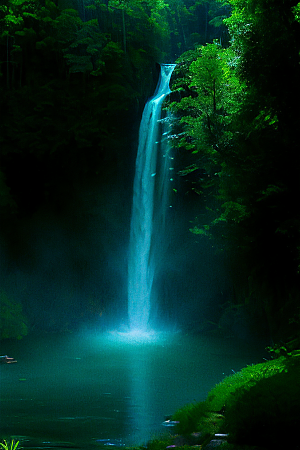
0,0 -> 235,334
224,361 -> 300,447
124,437 -> 174,450
206,357 -> 289,412
0,291 -> 28,340
171,42 -> 246,245
0,441 -> 20,450
172,403 -> 224,446
172,401 -> 209,435
171,0 -> 300,343
146,437 -> 173,450
0,0 -> 164,220
171,353 -> 300,448
171,42 -> 244,172
293,2 -> 300,22
217,201 -> 249,224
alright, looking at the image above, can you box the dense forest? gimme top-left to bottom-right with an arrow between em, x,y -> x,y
1,0 -> 300,348
170,0 -> 300,346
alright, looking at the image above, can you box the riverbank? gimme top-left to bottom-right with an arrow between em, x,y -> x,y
129,347 -> 300,450
1,331 -> 268,448
2,346 -> 298,450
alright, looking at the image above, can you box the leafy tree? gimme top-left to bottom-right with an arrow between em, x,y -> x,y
171,0 -> 300,342
0,0 -> 239,333
170,42 -> 244,213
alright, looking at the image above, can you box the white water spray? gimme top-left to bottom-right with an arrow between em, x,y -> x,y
128,64 -> 176,332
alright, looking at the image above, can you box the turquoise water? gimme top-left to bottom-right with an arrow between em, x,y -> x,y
128,64 -> 176,331
0,331 -> 266,448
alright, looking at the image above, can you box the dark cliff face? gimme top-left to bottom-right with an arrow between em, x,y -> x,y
0,58 -> 158,334
0,82 -> 228,334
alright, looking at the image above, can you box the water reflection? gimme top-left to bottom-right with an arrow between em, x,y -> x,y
106,330 -> 172,444
127,347 -> 152,444
0,332 -> 266,448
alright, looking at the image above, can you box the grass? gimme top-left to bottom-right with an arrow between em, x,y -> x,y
4,351 -> 300,450
0,441 -> 20,450
170,351 -> 300,448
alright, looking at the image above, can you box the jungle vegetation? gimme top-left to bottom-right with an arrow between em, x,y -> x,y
0,0 -> 300,347
169,0 -> 300,346
0,0 -> 228,337
1,1 -> 300,447
128,348 -> 300,449
0,0 -> 229,338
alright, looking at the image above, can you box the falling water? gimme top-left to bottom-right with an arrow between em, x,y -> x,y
128,64 -> 176,332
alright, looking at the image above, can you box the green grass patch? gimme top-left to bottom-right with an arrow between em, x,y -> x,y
171,351 -> 300,448
0,440 -> 20,450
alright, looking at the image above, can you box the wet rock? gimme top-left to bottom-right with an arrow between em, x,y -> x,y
162,420 -> 180,427
168,432 -> 203,447
203,439 -> 225,449
94,439 -> 125,447
167,432 -> 228,450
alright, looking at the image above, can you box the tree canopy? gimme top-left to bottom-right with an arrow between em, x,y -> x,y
0,0 -> 229,337
1,0 -> 300,341
170,0 -> 300,342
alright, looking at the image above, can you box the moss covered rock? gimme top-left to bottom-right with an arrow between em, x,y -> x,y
171,352 -> 300,449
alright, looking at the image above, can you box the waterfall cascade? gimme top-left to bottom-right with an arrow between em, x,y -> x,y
128,64 -> 176,332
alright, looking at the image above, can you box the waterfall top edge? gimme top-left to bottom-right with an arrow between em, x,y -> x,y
160,63 -> 177,68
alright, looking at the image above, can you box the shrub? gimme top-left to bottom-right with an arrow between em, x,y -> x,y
224,359 -> 300,447
172,401 -> 209,435
171,353 -> 300,448
210,357 -> 288,406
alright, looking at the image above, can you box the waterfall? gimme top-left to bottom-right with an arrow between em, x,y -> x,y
128,64 -> 176,332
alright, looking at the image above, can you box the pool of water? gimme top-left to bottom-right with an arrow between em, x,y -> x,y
0,331 -> 266,448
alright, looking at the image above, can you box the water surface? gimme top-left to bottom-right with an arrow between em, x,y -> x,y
0,331 -> 266,448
